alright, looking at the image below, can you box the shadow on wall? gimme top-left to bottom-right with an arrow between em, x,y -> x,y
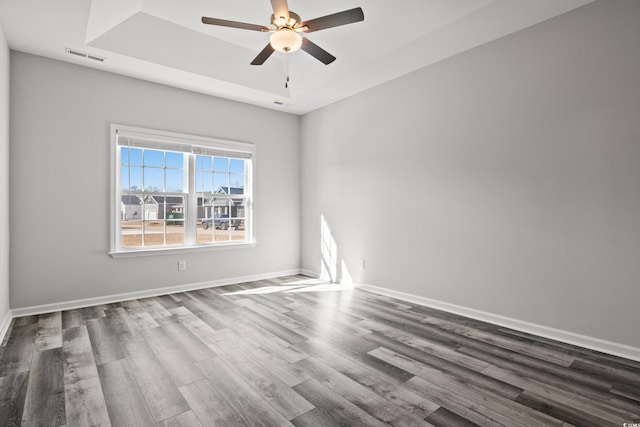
321,215 -> 352,285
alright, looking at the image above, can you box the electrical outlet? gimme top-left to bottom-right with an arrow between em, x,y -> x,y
360,259 -> 366,269
178,260 -> 186,271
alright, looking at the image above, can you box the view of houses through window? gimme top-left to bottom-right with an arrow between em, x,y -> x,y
114,125 -> 253,252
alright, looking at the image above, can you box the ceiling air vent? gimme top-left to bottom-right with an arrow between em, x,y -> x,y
65,48 -> 105,63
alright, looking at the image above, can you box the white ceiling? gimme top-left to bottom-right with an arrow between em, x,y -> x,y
0,0 -> 594,114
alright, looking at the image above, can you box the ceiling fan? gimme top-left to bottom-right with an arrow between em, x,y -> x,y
201,0 -> 364,65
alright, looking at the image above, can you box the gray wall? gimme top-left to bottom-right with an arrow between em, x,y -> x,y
0,22 -> 10,323
10,52 -> 300,308
301,0 -> 640,348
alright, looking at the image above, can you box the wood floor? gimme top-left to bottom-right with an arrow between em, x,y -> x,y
1,275 -> 639,426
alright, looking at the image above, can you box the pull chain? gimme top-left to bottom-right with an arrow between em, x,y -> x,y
285,54 -> 291,89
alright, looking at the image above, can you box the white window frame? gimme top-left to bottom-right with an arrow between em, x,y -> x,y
110,124 -> 256,258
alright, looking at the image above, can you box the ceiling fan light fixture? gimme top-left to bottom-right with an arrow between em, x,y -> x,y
270,28 -> 302,53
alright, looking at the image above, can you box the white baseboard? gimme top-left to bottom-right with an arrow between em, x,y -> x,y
0,309 -> 12,344
10,269 -> 302,318
356,283 -> 640,363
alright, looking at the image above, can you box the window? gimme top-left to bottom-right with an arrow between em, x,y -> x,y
111,124 -> 255,256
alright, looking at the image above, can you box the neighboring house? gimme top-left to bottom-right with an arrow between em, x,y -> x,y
122,189 -> 243,221
202,186 -> 245,219
121,195 -> 185,220
121,195 -> 155,220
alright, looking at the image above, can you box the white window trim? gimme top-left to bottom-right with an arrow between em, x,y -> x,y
109,124 -> 256,257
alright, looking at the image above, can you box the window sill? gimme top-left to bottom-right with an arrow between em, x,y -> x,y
109,241 -> 258,258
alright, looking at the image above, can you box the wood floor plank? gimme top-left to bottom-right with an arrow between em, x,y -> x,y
295,337 -> 408,393
78,305 -> 106,322
122,340 -> 190,423
138,297 -> 173,319
178,378 -> 246,426
426,407 -> 480,427
481,364 -> 637,425
120,300 -> 160,331
419,315 -> 577,367
62,326 -> 99,383
154,317 -> 217,362
168,306 -> 224,353
285,303 -> 372,337
370,346 -> 565,426
141,326 -> 204,387
357,318 -> 490,372
0,372 -> 29,427
180,297 -> 229,330
299,332 -> 415,384
364,330 -> 523,400
383,384 -> 440,420
460,345 -> 640,414
22,348 -> 65,427
86,317 -> 124,366
223,334 -> 310,387
291,378 -> 387,427
214,339 -> 314,420
0,323 -> 37,376
296,356 -> 432,426
61,310 -> 85,330
157,410 -> 203,427
103,307 -> 143,344
195,357 -> 295,426
63,375 -> 110,427
98,359 -> 156,427
234,306 -> 308,344
34,312 -> 62,352
231,317 -> 308,363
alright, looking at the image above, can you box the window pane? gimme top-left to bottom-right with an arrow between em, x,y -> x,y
196,171 -> 213,193
231,226 -> 245,241
229,174 -> 244,191
165,197 -> 185,246
120,168 -> 129,191
121,219 -> 142,247
230,197 -> 245,241
196,155 -> 212,171
166,197 -> 184,217
121,195 -> 141,220
121,147 -> 129,165
130,167 -> 143,191
129,148 -> 143,166
166,169 -> 184,193
230,159 -> 244,174
214,157 -> 228,172
143,220 -> 164,246
144,168 -> 164,192
197,217 -> 214,243
166,222 -> 184,245
141,197 -> 159,220
144,149 -> 164,167
215,219 -> 230,242
166,152 -> 183,169
214,173 -> 229,193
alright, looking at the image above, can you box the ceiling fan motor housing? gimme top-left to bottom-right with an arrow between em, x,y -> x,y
269,12 -> 303,53
271,11 -> 301,28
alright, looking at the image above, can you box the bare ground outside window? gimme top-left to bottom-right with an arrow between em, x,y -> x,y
121,220 -> 245,247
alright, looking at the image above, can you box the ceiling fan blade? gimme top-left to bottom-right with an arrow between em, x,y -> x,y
201,16 -> 269,32
270,0 -> 290,24
251,43 -> 276,65
301,7 -> 364,33
301,38 -> 336,65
